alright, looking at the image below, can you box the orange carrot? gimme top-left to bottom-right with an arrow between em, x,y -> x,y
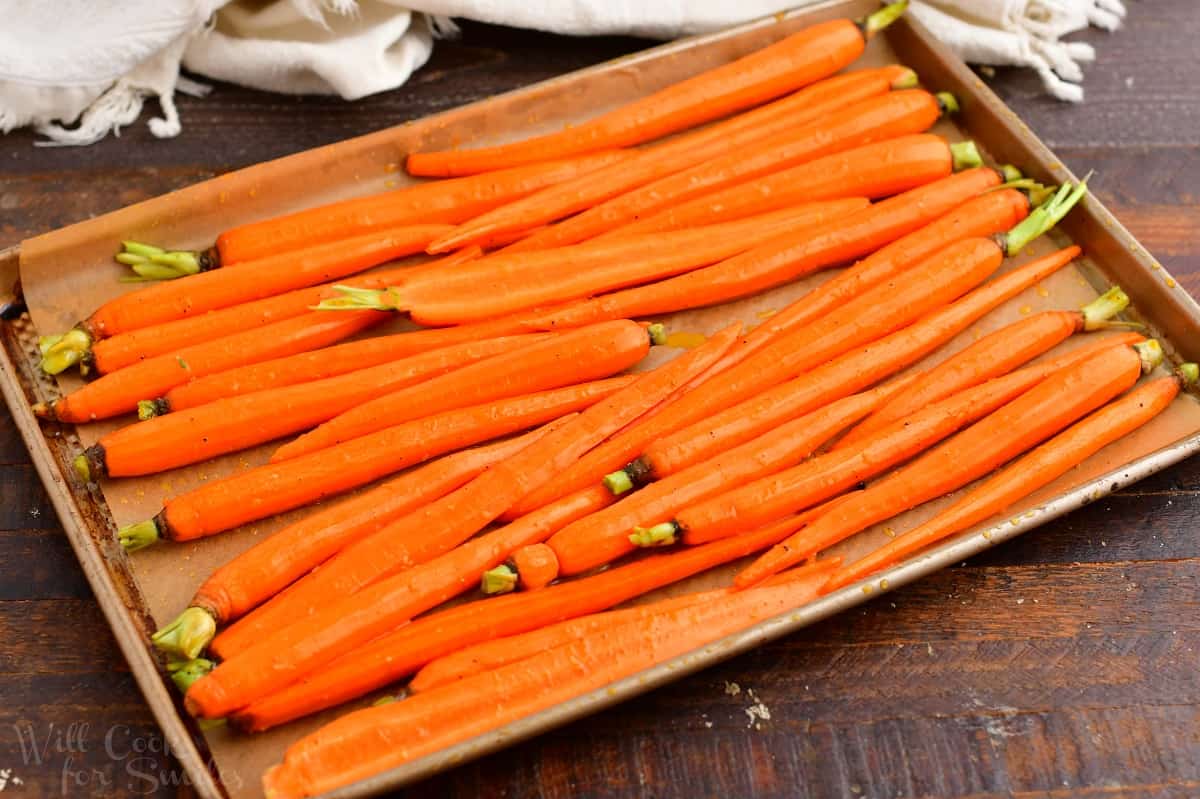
336,200 -> 868,326
209,151 -> 630,265
431,89 -> 946,253
183,328 -> 739,717
156,326 -> 552,413
215,485 -> 611,662
35,310 -> 384,424
114,377 -> 633,551
151,423 -> 567,661
735,339 -> 1162,587
596,134 -> 977,240
214,329 -> 737,655
271,320 -> 653,462
486,90 -> 951,252
76,249 -> 481,377
260,560 -> 837,798
636,246 -> 1089,482
503,181 -> 1029,518
548,380 -> 912,575
81,332 -> 561,478
826,365 -> 1197,591
836,287 -> 1134,448
228,512 -> 828,731
406,8 -> 907,177
518,168 -> 1005,331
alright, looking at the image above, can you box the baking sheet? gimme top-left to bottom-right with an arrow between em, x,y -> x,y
8,1 -> 1200,796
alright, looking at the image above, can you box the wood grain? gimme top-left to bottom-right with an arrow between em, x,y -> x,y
1,3 -> 1198,797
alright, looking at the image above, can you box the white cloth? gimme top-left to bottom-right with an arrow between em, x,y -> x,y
0,0 -> 1126,147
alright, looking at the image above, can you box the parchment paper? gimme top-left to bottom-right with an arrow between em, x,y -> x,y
16,13 -> 1200,799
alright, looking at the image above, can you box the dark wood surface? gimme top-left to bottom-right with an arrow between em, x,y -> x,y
2,3 -> 1199,797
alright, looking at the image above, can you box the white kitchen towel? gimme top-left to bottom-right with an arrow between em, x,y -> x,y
0,0 -> 1126,147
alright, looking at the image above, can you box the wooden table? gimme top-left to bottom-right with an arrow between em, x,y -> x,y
2,4 -> 1198,797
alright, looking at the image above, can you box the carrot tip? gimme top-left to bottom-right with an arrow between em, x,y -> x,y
166,656 -> 215,694
40,327 -> 91,375
153,607 -> 218,660
629,522 -> 678,548
119,518 -> 161,552
481,563 -> 519,595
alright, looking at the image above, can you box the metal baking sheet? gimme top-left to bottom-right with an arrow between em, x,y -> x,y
4,1 -> 1200,796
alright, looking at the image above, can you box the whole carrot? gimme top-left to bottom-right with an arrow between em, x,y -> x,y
836,287 -> 1134,448
548,380 -> 911,575
328,200 -> 868,326
39,225 -> 447,375
183,327 -> 739,717
406,6 -> 909,177
827,364 -> 1198,591
260,561 -> 838,799
596,134 -> 980,240
431,88 -> 947,253
114,377 -> 633,551
503,179 -> 1033,518
78,332 -> 565,477
69,249 -> 481,378
227,512 -> 827,731
518,168 -> 1009,331
214,330 -> 738,654
151,422 -> 567,661
181,151 -> 627,267
214,485 -> 611,662
35,310 -> 384,424
625,244 -> 1090,484
482,90 -> 952,252
272,320 -> 655,462
154,327 -> 553,414
667,339 -> 1156,551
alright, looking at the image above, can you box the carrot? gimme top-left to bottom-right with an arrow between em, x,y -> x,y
503,181 -> 1033,518
826,364 -> 1198,591
733,339 -> 1163,587
155,326 -> 553,414
836,287 -> 1134,448
188,151 -> 629,267
34,310 -> 384,424
260,561 -> 837,798
406,7 -> 909,177
43,225 -> 447,373
270,320 -> 654,463
430,88 -> 947,253
329,200 -> 869,327
70,249 -> 481,378
114,377 -> 633,551
415,552 -> 846,693
486,542 -> 560,594
548,379 -> 914,575
215,485 -> 611,662
183,326 -> 740,717
151,423 -> 567,661
227,512 -> 829,731
214,331 -> 739,654
595,134 -> 980,240
517,168 -> 1008,331
79,332 -> 560,479
486,89 -> 952,253
631,245 -> 1091,484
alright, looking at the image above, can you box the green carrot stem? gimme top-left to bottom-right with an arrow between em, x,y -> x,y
861,1 -> 909,38
167,657 -> 215,693
629,521 -> 679,548
935,92 -> 959,115
949,141 -> 982,172
119,518 -> 161,552
481,564 -> 518,595
40,328 -> 92,375
153,607 -> 218,660
1080,287 -> 1130,330
1134,340 -> 1164,373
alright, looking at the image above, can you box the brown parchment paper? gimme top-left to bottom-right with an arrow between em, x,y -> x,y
14,3 -> 1200,797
